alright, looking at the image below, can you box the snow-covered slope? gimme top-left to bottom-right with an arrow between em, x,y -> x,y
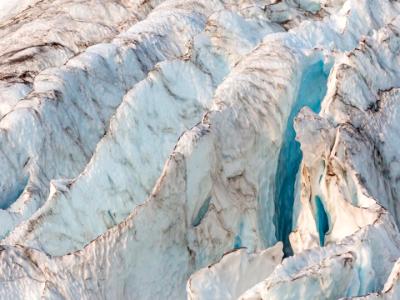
1,0 -> 400,299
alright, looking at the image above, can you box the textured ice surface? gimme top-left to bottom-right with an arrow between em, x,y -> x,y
187,243 -> 283,299
1,0 -> 400,299
3,5 -> 282,256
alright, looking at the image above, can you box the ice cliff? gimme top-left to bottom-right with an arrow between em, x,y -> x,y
0,0 -> 400,299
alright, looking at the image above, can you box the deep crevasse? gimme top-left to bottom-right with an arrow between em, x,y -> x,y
274,60 -> 330,256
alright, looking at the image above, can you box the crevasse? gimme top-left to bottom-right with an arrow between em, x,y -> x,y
315,195 -> 329,246
1,176 -> 28,210
273,60 -> 330,256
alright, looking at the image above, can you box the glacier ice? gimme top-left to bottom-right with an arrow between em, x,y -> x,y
274,60 -> 330,256
0,0 -> 213,240
3,5 -> 283,256
187,243 -> 284,299
1,0 -> 400,299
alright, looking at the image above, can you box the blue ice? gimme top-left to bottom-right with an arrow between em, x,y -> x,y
273,61 -> 330,256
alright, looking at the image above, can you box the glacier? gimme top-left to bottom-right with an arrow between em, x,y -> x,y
0,0 -> 400,299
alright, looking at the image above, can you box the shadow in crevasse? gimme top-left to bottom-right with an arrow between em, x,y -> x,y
273,60 -> 331,257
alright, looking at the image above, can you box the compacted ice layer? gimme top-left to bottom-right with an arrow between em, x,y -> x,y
274,60 -> 329,256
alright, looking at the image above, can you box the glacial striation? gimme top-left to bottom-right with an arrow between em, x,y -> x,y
0,0 -> 400,299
